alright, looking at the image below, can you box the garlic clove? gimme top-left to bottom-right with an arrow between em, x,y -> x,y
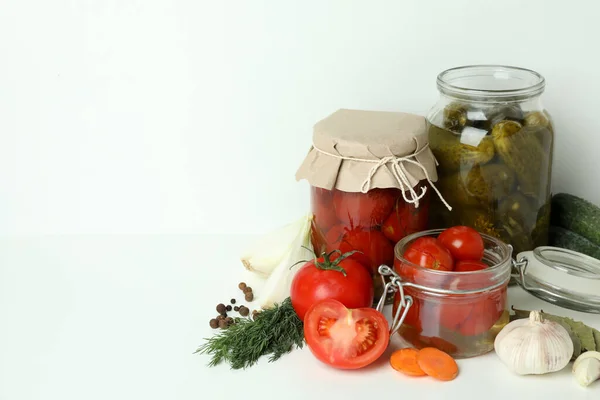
573,351 -> 600,387
240,214 -> 313,277
494,310 -> 574,375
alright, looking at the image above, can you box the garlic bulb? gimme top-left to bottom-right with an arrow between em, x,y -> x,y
494,310 -> 574,375
573,351 -> 600,387
240,214 -> 313,277
240,213 -> 314,309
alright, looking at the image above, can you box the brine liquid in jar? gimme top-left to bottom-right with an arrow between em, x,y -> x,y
310,185 -> 429,303
426,65 -> 554,257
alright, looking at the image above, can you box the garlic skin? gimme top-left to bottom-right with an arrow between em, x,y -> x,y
240,214 -> 313,277
572,351 -> 600,387
494,310 -> 574,375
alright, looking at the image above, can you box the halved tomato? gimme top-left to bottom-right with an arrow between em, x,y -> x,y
303,299 -> 390,370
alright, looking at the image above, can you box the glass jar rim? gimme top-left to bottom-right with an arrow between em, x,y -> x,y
394,228 -> 512,278
437,65 -> 546,102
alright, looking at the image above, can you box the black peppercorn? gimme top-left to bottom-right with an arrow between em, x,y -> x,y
230,299 -> 236,304
245,292 -> 254,302
239,306 -> 250,317
226,305 -> 232,312
238,282 -> 247,291
216,303 -> 226,314
209,319 -> 218,329
234,306 -> 239,312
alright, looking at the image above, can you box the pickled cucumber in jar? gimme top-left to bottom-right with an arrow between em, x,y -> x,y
426,66 -> 554,258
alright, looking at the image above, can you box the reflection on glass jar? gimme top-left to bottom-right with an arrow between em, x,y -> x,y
310,185 -> 430,303
391,229 -> 512,358
426,65 -> 554,256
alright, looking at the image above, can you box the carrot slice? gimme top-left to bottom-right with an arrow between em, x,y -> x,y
416,347 -> 459,381
389,348 -> 426,377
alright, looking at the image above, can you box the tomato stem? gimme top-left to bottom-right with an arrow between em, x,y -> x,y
312,249 -> 362,276
289,246 -> 361,277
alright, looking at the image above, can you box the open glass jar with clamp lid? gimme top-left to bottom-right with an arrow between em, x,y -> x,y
512,247 -> 600,314
376,229 -> 512,358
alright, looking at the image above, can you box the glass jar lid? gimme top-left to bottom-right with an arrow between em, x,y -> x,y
514,246 -> 600,314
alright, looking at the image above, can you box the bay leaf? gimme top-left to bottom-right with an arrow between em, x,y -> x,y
511,306 -> 531,319
540,314 -> 582,359
593,328 -> 600,352
562,318 -> 596,352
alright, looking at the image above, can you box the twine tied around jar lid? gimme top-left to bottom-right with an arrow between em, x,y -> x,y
311,143 -> 452,210
295,108 -> 452,211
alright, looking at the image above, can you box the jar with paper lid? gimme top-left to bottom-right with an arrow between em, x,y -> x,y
296,109 -> 451,303
425,65 -> 555,257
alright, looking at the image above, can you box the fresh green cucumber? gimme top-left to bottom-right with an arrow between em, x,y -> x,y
548,226 -> 600,260
550,193 -> 600,247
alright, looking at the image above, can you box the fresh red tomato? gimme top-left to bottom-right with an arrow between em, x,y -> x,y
382,198 -> 429,243
333,188 -> 396,228
403,237 -> 454,271
455,260 -> 488,272
290,251 -> 374,321
339,228 -> 394,272
311,187 -> 339,233
303,299 -> 390,369
438,226 -> 484,261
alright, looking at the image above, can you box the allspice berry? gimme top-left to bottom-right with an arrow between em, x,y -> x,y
238,282 -> 247,291
209,319 -> 219,329
243,286 -> 253,294
225,317 -> 234,326
216,303 -> 226,314
216,315 -> 225,321
218,319 -> 228,329
245,292 -> 254,302
239,306 -> 250,317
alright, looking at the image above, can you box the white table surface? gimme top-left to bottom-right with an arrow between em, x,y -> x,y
1,234 -> 599,400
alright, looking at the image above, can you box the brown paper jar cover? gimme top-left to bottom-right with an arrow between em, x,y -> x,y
295,109 -> 439,196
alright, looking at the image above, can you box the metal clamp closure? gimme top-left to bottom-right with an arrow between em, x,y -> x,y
375,265 -> 413,336
512,255 -> 556,298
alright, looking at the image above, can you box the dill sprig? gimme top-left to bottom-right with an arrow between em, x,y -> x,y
194,297 -> 305,369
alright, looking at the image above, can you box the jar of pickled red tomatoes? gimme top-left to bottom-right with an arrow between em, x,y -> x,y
379,229 -> 512,358
296,109 -> 452,303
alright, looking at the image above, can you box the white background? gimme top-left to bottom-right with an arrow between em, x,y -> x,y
2,3 -> 600,399
1,0 -> 600,236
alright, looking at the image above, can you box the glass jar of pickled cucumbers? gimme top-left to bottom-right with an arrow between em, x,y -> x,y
426,65 -> 554,256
